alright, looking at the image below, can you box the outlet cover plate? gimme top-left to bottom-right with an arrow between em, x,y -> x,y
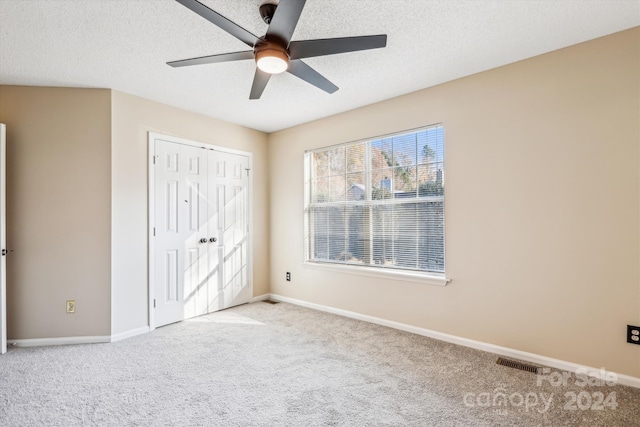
627,325 -> 640,345
66,300 -> 76,314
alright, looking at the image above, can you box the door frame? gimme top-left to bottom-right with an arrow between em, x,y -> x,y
0,124 -> 6,354
147,132 -> 254,331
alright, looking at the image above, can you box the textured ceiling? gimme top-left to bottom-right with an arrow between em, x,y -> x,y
0,0 -> 638,133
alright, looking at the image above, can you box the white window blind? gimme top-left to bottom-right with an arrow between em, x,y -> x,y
304,124 -> 445,275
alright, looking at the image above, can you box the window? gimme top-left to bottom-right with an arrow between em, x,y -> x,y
304,124 -> 445,277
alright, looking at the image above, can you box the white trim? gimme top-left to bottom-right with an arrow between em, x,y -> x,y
268,294 -> 640,389
245,149 -> 255,312
304,123 -> 444,154
110,326 -> 150,343
7,327 -> 150,348
148,132 -> 252,157
9,335 -> 111,348
251,294 -> 271,303
308,196 -> 444,208
0,124 -> 6,355
303,261 -> 449,286
148,134 -> 157,331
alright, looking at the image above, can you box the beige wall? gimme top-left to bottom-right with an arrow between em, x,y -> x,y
0,86 -> 112,339
268,28 -> 640,377
110,91 -> 269,335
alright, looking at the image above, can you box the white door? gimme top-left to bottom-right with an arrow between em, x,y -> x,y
209,150 -> 251,310
154,139 -> 210,327
152,137 -> 251,328
0,124 -> 6,354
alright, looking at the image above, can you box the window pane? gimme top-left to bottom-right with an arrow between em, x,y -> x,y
394,203 -> 418,268
393,166 -> 417,197
419,126 -> 444,164
371,138 -> 392,169
346,143 -> 366,173
313,151 -> 329,178
419,200 -> 445,272
311,205 -> 346,260
345,204 -> 367,263
371,204 -> 393,265
329,176 -> 346,202
370,201 -> 444,272
371,168 -> 393,200
328,147 -> 345,176
346,172 -> 365,201
312,177 -> 330,202
417,163 -> 443,197
310,206 -> 329,260
392,132 -> 417,167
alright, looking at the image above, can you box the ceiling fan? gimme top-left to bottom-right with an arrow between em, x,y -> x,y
168,0 -> 387,99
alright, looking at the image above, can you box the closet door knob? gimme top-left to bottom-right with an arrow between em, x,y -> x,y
209,237 -> 217,243
199,238 -> 208,244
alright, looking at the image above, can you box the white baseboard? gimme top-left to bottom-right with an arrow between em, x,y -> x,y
269,293 -> 640,389
9,335 -> 111,348
8,326 -> 151,348
111,326 -> 150,343
251,294 -> 271,303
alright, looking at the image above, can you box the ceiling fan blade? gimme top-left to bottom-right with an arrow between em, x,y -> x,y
289,35 -> 387,59
175,0 -> 259,47
287,59 -> 338,94
249,69 -> 272,99
266,0 -> 306,46
167,51 -> 254,67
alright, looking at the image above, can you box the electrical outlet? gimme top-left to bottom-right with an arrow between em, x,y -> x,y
66,300 -> 76,314
286,272 -> 291,282
627,325 -> 640,345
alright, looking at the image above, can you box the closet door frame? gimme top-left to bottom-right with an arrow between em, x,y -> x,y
147,132 -> 253,331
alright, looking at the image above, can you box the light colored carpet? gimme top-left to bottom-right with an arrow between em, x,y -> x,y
0,301 -> 638,426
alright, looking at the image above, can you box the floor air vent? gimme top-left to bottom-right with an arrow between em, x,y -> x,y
496,357 -> 540,374
263,300 -> 280,304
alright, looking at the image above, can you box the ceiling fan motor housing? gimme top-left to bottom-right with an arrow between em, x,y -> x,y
259,2 -> 278,24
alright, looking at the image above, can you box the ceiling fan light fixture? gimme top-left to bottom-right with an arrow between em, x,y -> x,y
255,49 -> 289,74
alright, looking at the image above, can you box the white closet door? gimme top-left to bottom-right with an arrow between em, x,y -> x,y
182,144 -> 209,320
154,139 -> 209,327
209,150 -> 251,310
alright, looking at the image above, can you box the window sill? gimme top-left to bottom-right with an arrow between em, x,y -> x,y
303,261 -> 450,286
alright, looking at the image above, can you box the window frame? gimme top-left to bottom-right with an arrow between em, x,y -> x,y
303,124 -> 449,286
